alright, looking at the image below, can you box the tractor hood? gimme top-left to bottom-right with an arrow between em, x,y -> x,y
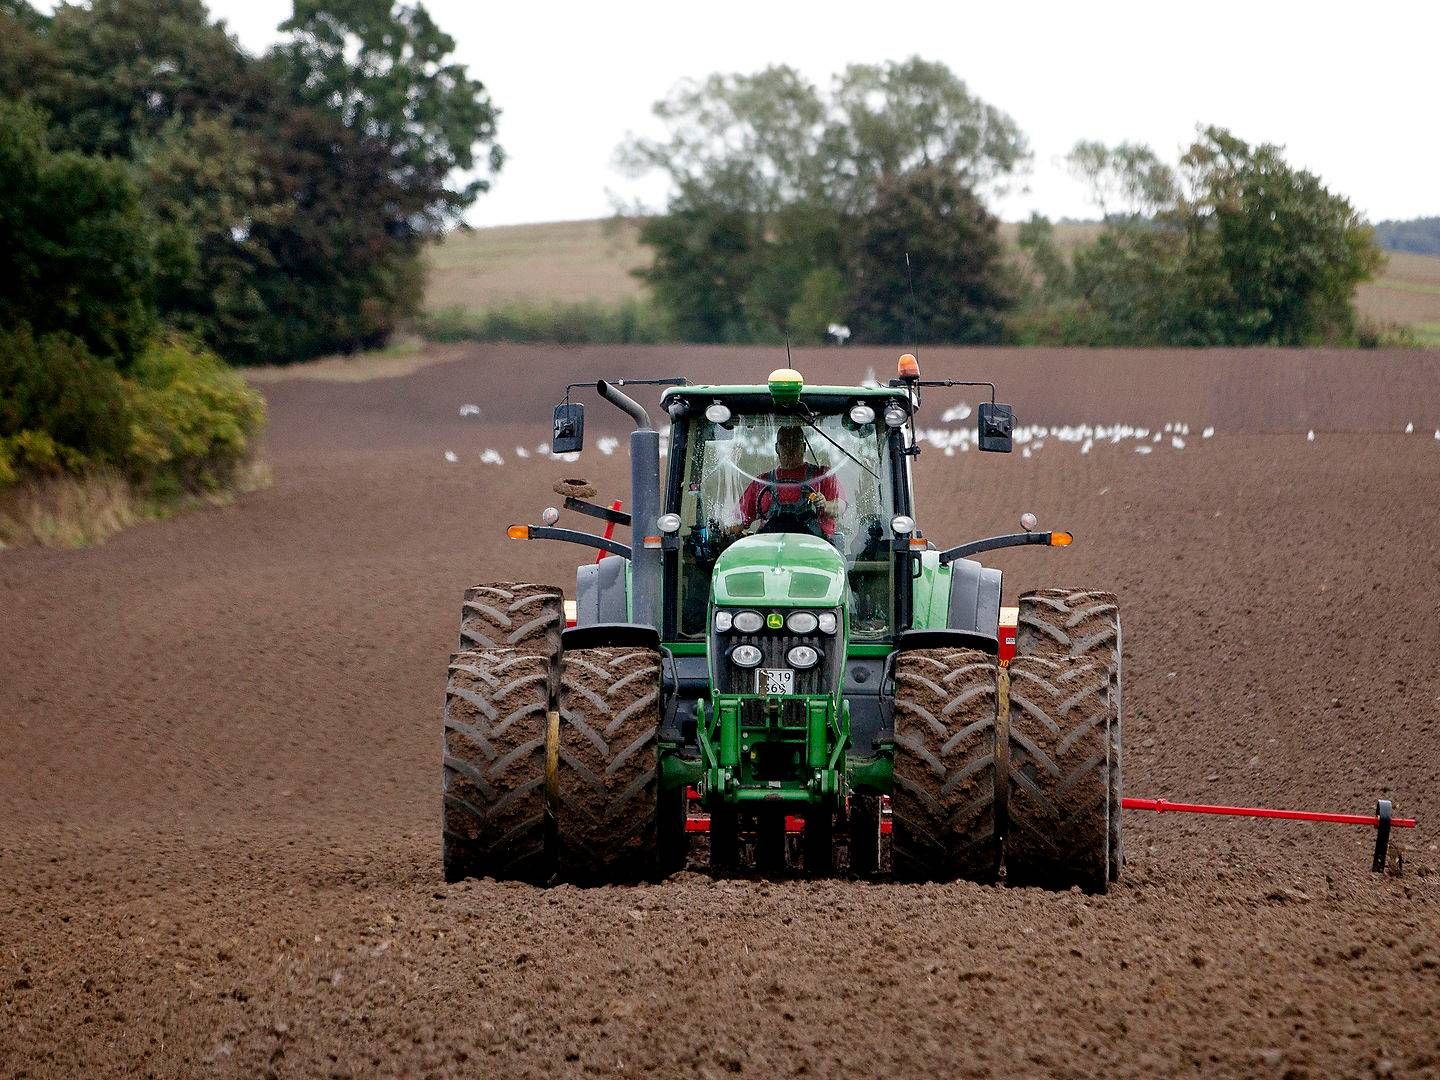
712,533 -> 847,608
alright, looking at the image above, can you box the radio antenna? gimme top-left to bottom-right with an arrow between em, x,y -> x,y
905,251 -> 919,360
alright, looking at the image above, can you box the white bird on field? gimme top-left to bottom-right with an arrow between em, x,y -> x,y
1307,430 -> 1315,442
443,450 -> 458,463
1405,422 -> 1414,434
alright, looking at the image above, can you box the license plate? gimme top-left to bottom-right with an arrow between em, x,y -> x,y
759,668 -> 794,695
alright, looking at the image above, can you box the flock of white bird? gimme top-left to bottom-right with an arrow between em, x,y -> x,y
446,401 -> 1439,467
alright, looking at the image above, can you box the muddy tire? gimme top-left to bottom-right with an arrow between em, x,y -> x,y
441,649 -> 551,883
1017,589 -> 1123,879
554,646 -> 664,883
891,649 -> 1002,883
1003,653 -> 1111,893
847,794 -> 881,878
459,582 -> 564,660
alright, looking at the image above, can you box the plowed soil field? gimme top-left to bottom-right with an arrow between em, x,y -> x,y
4,345 -> 1440,1078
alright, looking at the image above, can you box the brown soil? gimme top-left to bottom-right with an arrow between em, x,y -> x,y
3,343 -> 1440,1078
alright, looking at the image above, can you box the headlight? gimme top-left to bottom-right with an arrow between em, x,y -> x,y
785,610 -> 818,634
713,610 -> 733,633
890,514 -> 915,535
657,513 -> 681,534
732,610 -> 764,634
849,403 -> 875,425
705,401 -> 732,424
816,611 -> 838,634
884,403 -> 908,428
786,645 -> 819,669
731,644 -> 762,668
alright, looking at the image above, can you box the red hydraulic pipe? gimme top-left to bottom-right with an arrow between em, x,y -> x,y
1121,797 -> 1416,829
597,500 -> 622,564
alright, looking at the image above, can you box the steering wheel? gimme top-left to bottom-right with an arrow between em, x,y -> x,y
756,479 -> 826,538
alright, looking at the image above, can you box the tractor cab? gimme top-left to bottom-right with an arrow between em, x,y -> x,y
659,373 -> 906,644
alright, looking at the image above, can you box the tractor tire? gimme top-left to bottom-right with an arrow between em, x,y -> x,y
554,646 -> 665,883
441,649 -> 551,883
890,649 -> 1003,883
1003,653 -> 1112,893
847,794 -> 881,878
803,806 -> 835,877
1016,589 -> 1123,879
459,582 -> 564,661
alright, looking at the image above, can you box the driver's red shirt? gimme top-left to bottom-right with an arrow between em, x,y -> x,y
738,464 -> 841,537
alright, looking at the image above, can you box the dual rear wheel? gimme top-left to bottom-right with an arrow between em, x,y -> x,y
442,582 -> 685,885
890,588 -> 1123,892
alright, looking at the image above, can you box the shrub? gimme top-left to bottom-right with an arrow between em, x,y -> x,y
127,336 -> 267,491
0,326 -> 264,496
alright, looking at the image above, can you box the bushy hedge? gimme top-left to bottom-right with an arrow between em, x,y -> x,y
0,327 -> 265,493
418,298 -> 673,346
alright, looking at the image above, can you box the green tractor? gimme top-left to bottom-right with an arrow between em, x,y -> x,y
442,357 -> 1123,890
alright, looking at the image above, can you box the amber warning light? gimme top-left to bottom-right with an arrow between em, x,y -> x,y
507,525 -> 529,540
897,353 -> 919,380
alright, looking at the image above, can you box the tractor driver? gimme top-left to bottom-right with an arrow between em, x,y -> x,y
735,425 -> 844,539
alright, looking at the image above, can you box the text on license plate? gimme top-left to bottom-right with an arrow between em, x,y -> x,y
759,668 -> 794,695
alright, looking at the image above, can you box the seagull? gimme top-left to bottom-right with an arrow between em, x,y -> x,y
1307,430 -> 1315,442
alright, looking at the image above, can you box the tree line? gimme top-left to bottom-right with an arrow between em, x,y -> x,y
621,59 -> 1386,348
0,0 -> 498,519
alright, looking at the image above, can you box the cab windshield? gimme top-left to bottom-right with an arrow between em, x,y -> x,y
670,407 -> 895,641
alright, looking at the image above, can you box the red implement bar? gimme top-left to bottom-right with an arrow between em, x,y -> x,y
1121,797 -> 1416,829
596,500 -> 623,564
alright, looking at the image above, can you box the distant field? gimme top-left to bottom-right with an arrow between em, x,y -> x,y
424,218 -> 648,309
424,218 -> 1440,340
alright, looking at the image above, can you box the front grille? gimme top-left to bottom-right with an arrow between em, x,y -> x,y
713,630 -> 841,695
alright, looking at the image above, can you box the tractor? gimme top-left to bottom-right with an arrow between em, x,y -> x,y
442,356 -> 1123,890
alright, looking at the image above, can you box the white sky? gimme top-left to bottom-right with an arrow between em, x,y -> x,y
65,0 -> 1440,225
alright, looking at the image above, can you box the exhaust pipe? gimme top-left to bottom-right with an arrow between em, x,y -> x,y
597,380 -> 661,633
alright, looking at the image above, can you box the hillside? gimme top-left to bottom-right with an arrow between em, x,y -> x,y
424,218 -> 1440,344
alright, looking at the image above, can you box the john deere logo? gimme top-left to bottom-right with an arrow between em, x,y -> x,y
766,612 -> 783,630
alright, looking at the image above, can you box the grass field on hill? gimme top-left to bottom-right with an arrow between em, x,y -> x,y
423,218 -> 1440,343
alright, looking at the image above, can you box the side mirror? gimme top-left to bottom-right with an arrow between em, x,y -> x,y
978,402 -> 1015,453
552,402 -> 584,454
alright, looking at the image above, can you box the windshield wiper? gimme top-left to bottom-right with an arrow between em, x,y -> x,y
795,405 -> 881,481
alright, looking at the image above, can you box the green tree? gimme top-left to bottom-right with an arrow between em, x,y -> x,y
635,204 -> 760,343
6,0 -> 501,364
275,0 -> 503,232
1178,127 -> 1381,344
0,101 -> 156,369
823,57 -> 1029,212
1036,128 -> 1381,346
622,57 -> 1026,343
847,167 -> 1012,345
